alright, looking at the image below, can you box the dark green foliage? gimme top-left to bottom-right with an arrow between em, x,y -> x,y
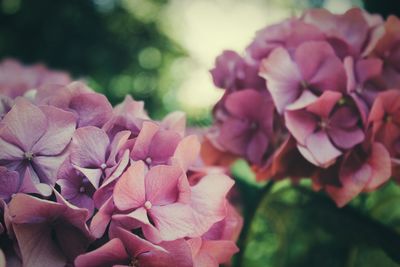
0,0 -> 184,116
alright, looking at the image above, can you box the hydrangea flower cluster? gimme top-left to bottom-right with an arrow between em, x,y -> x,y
208,8 -> 400,207
0,59 -> 242,267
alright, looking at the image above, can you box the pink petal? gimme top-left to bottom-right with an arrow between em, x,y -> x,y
295,41 -> 346,93
148,130 -> 181,164
172,135 -> 201,171
145,165 -> 183,206
113,161 -> 146,211
259,47 -> 302,113
306,91 -> 342,118
189,174 -> 234,237
90,197 -> 115,238
75,238 -> 129,267
327,156 -> 372,207
131,121 -> 159,160
199,240 -> 239,265
364,142 -> 392,191
161,111 -> 186,137
149,203 -> 194,241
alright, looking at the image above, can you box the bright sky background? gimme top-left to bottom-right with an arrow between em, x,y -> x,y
158,0 -> 361,116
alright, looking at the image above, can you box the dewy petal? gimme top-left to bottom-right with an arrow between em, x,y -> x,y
149,203 -> 194,241
75,238 -> 129,267
31,105 -> 76,156
113,161 -> 146,211
70,126 -> 109,168
304,131 -> 342,167
0,98 -> 47,151
189,174 -> 234,237
259,47 -> 302,113
145,164 -> 182,206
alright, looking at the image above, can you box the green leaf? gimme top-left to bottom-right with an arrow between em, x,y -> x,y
242,184 -> 400,267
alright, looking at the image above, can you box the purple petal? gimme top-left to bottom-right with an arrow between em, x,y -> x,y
304,131 -> 342,167
70,126 -> 109,168
285,110 -> 317,145
31,105 -> 76,155
0,98 -> 47,151
69,92 -> 113,128
260,47 -> 302,113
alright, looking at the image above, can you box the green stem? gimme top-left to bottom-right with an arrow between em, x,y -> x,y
233,181 -> 274,267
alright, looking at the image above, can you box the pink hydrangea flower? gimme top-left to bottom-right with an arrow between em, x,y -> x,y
260,41 -> 347,113
285,91 -> 365,167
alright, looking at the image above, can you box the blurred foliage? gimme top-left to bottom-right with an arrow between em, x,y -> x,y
0,0 -> 185,118
236,180 -> 400,267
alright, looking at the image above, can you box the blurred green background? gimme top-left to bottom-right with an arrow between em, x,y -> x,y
1,1 -> 400,266
0,0 -> 387,123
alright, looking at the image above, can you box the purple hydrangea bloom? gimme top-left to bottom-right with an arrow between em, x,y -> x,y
0,98 -> 76,195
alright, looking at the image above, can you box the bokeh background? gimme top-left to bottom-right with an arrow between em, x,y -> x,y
2,0 -> 398,124
2,1 -> 400,266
